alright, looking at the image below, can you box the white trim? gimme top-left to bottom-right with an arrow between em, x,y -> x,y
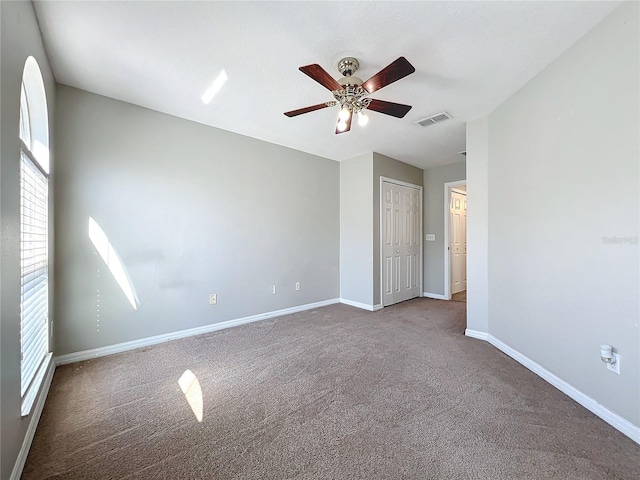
443,180 -> 466,301
379,176 -> 422,190
379,178 -> 384,308
468,332 -> 640,445
340,298 -> 376,311
11,356 -> 55,480
380,176 -> 423,308
372,304 -> 383,311
464,329 -> 489,340
422,292 -> 447,300
21,353 -> 53,417
56,298 -> 340,366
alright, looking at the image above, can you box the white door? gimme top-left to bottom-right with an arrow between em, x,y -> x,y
382,181 -> 421,306
403,188 -> 420,300
382,183 -> 403,305
450,190 -> 467,294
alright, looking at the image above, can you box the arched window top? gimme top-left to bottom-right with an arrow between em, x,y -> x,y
20,56 -> 49,174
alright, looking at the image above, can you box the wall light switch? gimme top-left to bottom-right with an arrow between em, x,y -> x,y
271,285 -> 276,295
425,234 -> 436,242
295,282 -> 300,291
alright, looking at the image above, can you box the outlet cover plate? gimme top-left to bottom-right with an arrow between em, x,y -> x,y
607,353 -> 620,374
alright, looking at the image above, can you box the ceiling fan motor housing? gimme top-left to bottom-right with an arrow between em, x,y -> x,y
338,57 -> 359,76
337,57 -> 364,87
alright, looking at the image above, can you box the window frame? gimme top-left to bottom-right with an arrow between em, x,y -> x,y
19,57 -> 52,417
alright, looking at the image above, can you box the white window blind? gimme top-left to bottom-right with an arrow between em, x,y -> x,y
20,150 -> 49,397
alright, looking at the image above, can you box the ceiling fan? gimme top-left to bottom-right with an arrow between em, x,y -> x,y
284,56 -> 415,134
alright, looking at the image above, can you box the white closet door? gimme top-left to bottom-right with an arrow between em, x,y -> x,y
382,181 -> 421,306
403,188 -> 420,300
382,182 -> 403,305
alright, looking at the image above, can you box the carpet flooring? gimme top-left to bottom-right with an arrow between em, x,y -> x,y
451,291 -> 467,303
23,299 -> 639,479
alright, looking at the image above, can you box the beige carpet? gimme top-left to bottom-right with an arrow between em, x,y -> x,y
452,290 -> 466,302
23,299 -> 639,479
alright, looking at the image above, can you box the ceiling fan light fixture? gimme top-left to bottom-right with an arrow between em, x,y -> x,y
284,56 -> 415,134
338,106 -> 351,121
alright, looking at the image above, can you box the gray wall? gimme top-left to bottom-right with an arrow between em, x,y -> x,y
55,86 -> 340,355
422,162 -> 466,296
1,2 -> 57,478
470,2 -> 639,426
372,153 -> 423,306
466,118 -> 488,333
339,153 -> 374,306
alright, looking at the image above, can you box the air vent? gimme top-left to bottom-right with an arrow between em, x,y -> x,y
416,112 -> 452,127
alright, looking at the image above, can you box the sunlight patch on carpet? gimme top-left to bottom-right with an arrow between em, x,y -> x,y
178,369 -> 203,422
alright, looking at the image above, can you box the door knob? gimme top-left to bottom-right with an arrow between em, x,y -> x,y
396,249 -> 400,253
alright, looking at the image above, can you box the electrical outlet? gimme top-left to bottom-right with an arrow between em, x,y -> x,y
295,282 -> 300,291
271,285 -> 276,295
209,293 -> 217,305
425,234 -> 436,241
607,353 -> 620,374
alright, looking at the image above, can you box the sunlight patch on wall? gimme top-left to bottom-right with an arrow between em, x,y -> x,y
201,70 -> 228,104
178,369 -> 203,422
88,217 -> 139,310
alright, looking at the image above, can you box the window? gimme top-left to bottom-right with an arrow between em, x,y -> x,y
19,56 -> 51,416
19,82 -> 31,145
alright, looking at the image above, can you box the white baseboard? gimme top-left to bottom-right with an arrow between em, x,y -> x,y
11,357 -> 56,480
56,298 -> 340,366
372,304 -> 383,311
464,329 -> 488,341
467,331 -> 640,445
339,298 -> 377,311
422,292 -> 447,300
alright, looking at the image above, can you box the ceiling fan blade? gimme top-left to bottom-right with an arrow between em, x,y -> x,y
284,102 -> 334,117
366,99 -> 412,118
362,57 -> 416,94
299,64 -> 344,92
335,113 -> 352,134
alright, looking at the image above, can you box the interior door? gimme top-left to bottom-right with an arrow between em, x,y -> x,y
382,183 -> 403,305
382,181 -> 421,306
403,188 -> 420,300
450,190 -> 467,294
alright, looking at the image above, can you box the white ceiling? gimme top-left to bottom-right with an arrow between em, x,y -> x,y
33,1 -> 619,169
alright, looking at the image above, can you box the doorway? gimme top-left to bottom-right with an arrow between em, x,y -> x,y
380,178 -> 423,307
444,181 -> 467,301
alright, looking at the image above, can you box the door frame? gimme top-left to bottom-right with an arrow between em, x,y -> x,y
443,180 -> 467,300
380,177 -> 423,307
